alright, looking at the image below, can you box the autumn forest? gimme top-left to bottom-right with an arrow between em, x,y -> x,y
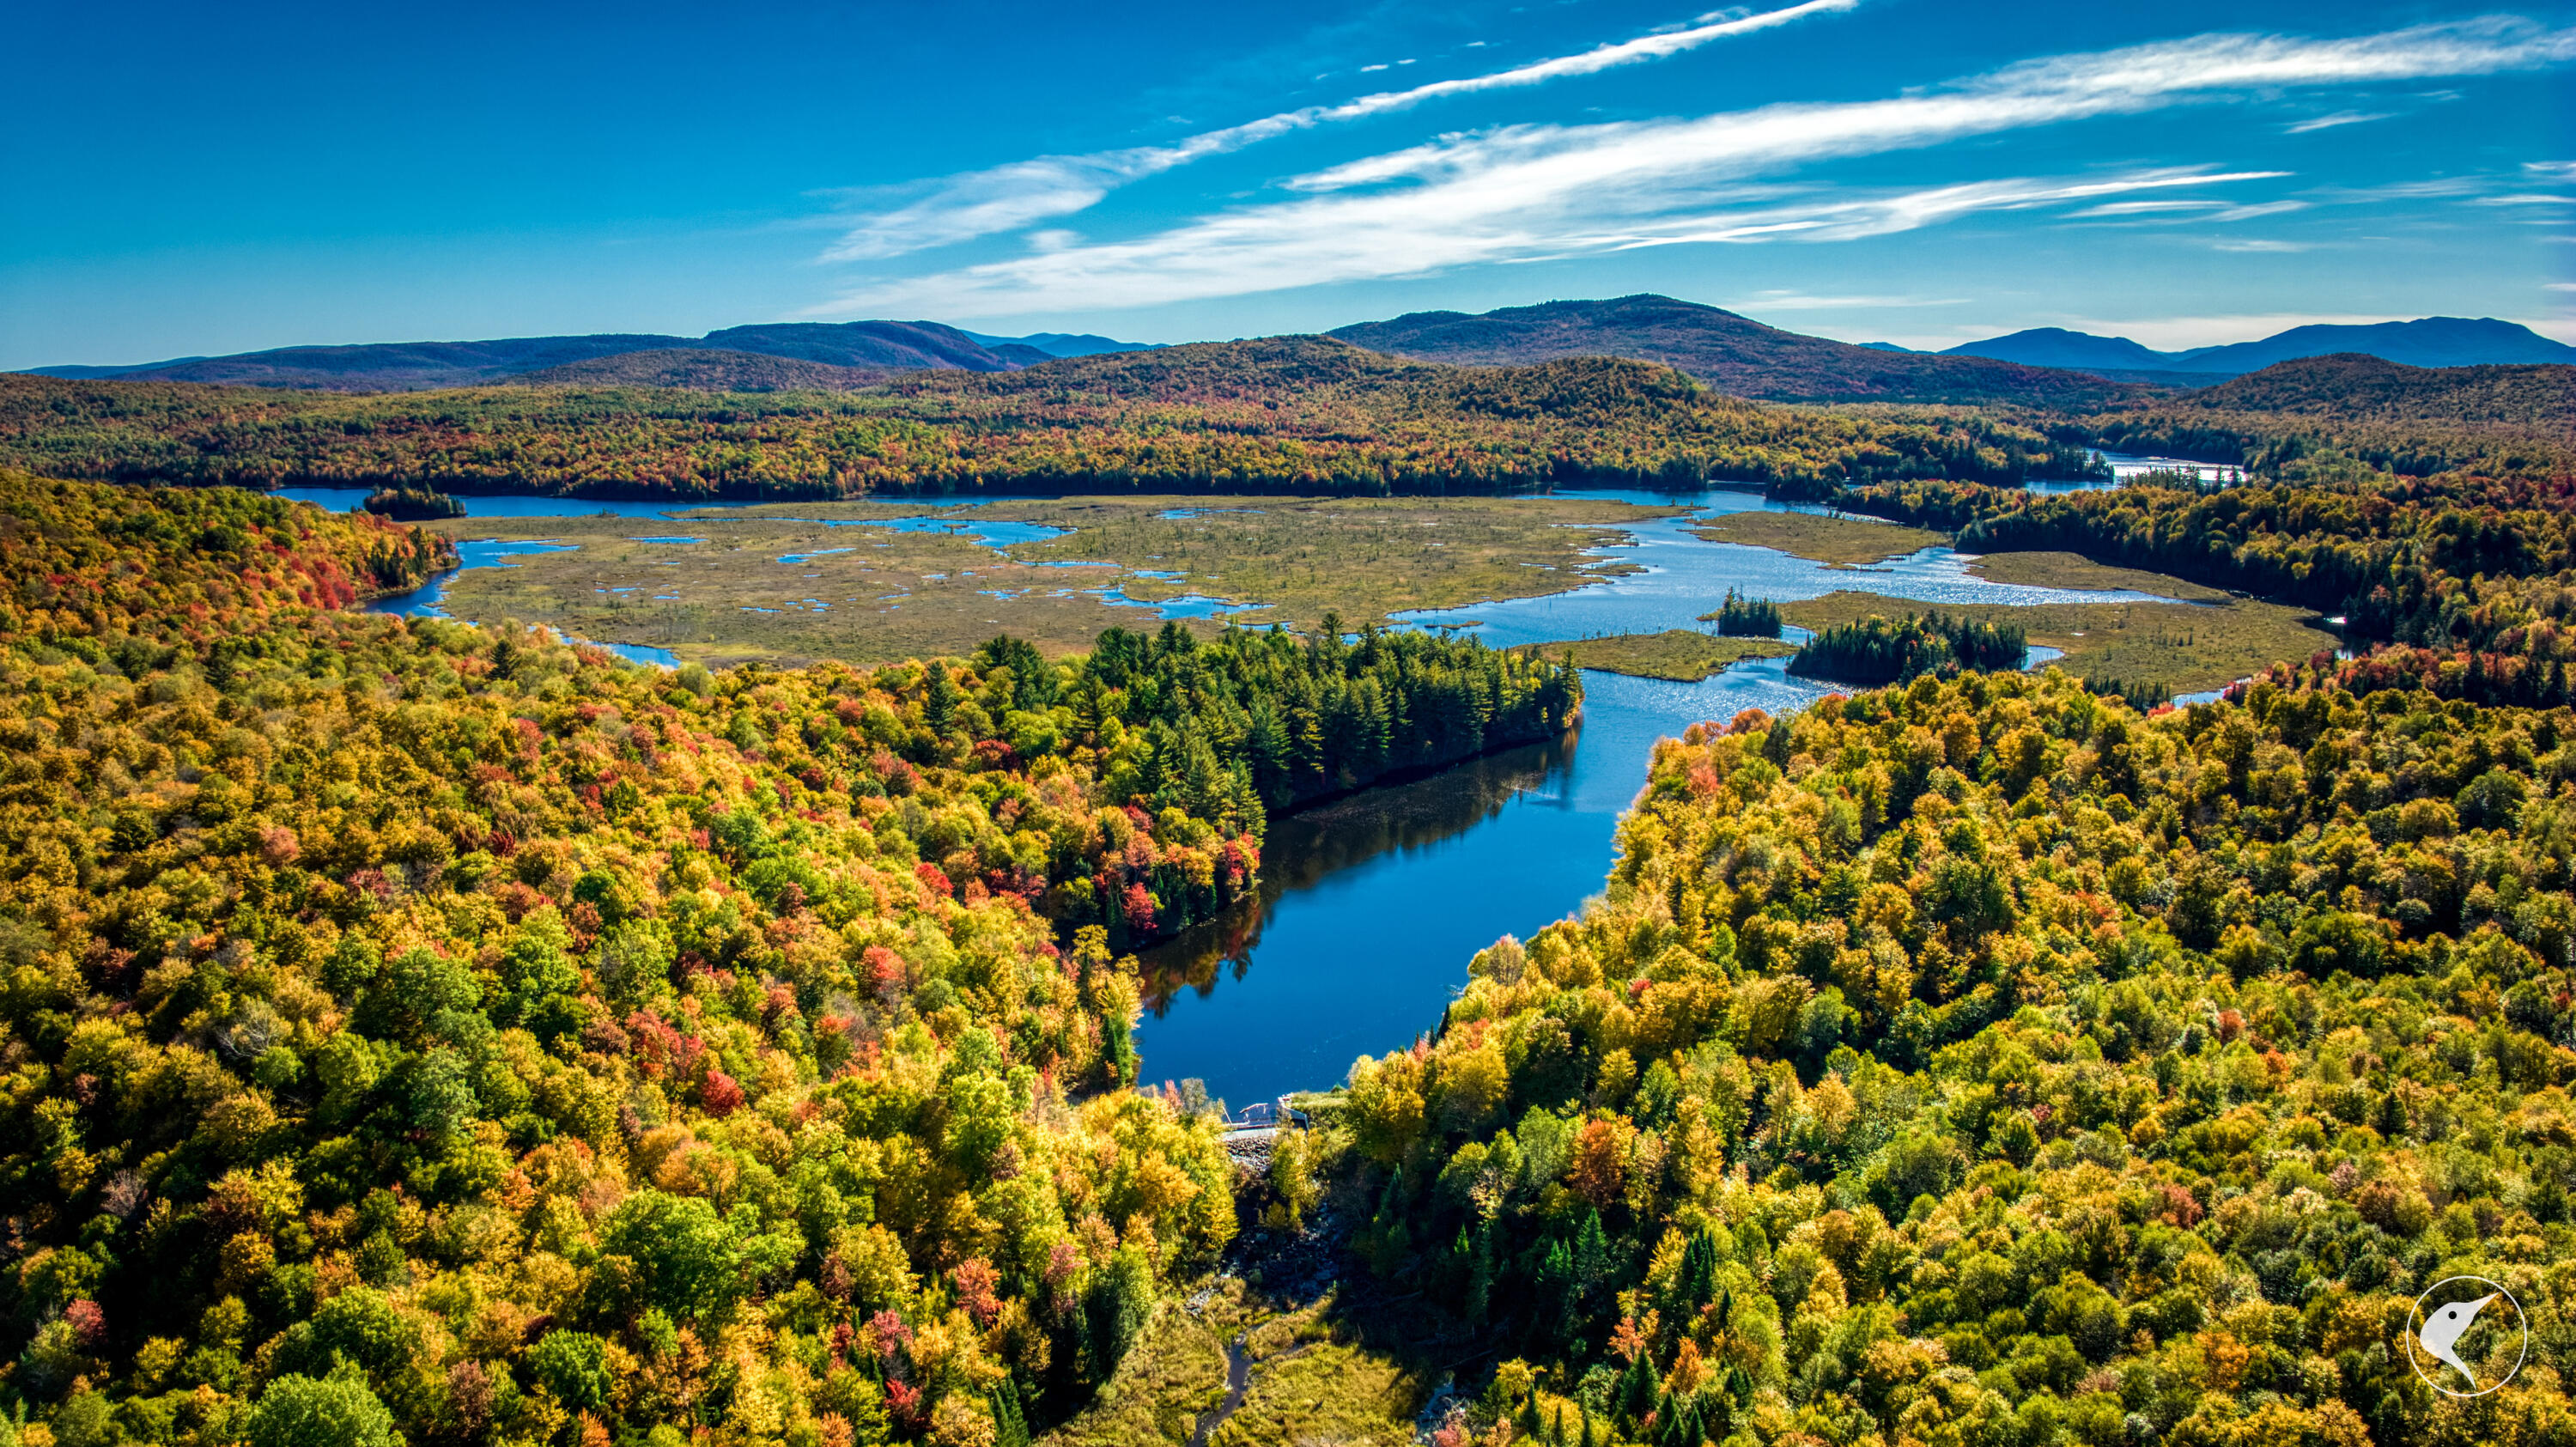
0,327 -> 2571,1447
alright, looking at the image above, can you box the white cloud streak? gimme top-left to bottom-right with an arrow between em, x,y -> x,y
2069,199 -> 2232,216
818,0 -> 1858,261
2285,109 -> 2394,131
811,15 -> 2576,318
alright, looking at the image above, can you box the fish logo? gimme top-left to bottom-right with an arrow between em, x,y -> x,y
2407,1276 -> 2527,1397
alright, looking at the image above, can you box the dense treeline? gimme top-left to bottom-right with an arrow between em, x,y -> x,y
1314,668 -> 2576,1445
0,344 -> 2105,502
0,468 -> 450,645
2069,411 -> 2572,489
362,487 -> 465,521
0,475 -> 1582,1446
1713,591 -> 1782,640
1849,469 -> 2576,690
1788,610 -> 2028,686
0,607 -> 1272,1447
1062,616 -> 1578,817
2056,356 -> 2574,487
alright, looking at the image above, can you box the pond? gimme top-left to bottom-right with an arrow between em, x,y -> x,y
291,480 -> 2188,1109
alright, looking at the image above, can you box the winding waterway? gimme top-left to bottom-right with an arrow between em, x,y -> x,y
1133,482 -> 2199,1109
289,471 -> 2197,1111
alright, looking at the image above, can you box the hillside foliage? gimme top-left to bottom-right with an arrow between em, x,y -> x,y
1321,667 -> 2576,1447
0,469 -> 450,646
0,475 -> 1577,1447
0,345 -> 2101,501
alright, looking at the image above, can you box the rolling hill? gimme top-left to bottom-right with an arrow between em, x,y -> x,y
24,333 -> 699,391
692,320 -> 1048,370
510,348 -> 895,392
0,338 -> 2105,497
1948,316 -> 2576,378
22,319 -> 1043,392
1326,294 -> 2135,405
2178,353 -> 2576,433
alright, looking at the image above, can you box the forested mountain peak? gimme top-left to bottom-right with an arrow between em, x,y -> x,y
1947,316 -> 2576,380
1940,327 -> 2175,372
22,335 -> 699,392
1327,295 -> 2140,407
692,321 -> 1041,373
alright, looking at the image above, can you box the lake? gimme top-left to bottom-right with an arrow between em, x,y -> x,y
295,479 -> 2186,1110
1134,483 -> 2195,1109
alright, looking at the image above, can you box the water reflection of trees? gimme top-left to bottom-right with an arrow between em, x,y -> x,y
1136,731 -> 1576,1012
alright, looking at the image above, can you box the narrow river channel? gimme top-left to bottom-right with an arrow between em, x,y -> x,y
288,471 -> 2196,1112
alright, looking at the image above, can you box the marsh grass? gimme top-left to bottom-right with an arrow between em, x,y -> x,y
1779,589 -> 2339,695
1965,550 -> 2232,601
1516,630 -> 1796,680
427,495 -> 1685,666
987,496 -> 1681,626
1037,1280 -> 1425,1447
1209,1335 -> 1422,1447
1688,509 -> 1946,566
1036,1292 -> 1242,1447
429,514 -> 1175,665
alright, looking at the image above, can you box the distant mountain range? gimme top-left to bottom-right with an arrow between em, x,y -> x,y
1929,317 -> 2576,380
1327,295 -> 2129,406
22,299 -> 2564,407
960,331 -> 1162,358
22,320 -> 1082,392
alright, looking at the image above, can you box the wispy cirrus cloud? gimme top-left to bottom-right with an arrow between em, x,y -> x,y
2286,109 -> 2395,132
809,15 -> 2576,318
817,0 -> 1859,262
2069,199 -> 2233,216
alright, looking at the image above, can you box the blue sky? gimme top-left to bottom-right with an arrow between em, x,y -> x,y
3,0 -> 2570,368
